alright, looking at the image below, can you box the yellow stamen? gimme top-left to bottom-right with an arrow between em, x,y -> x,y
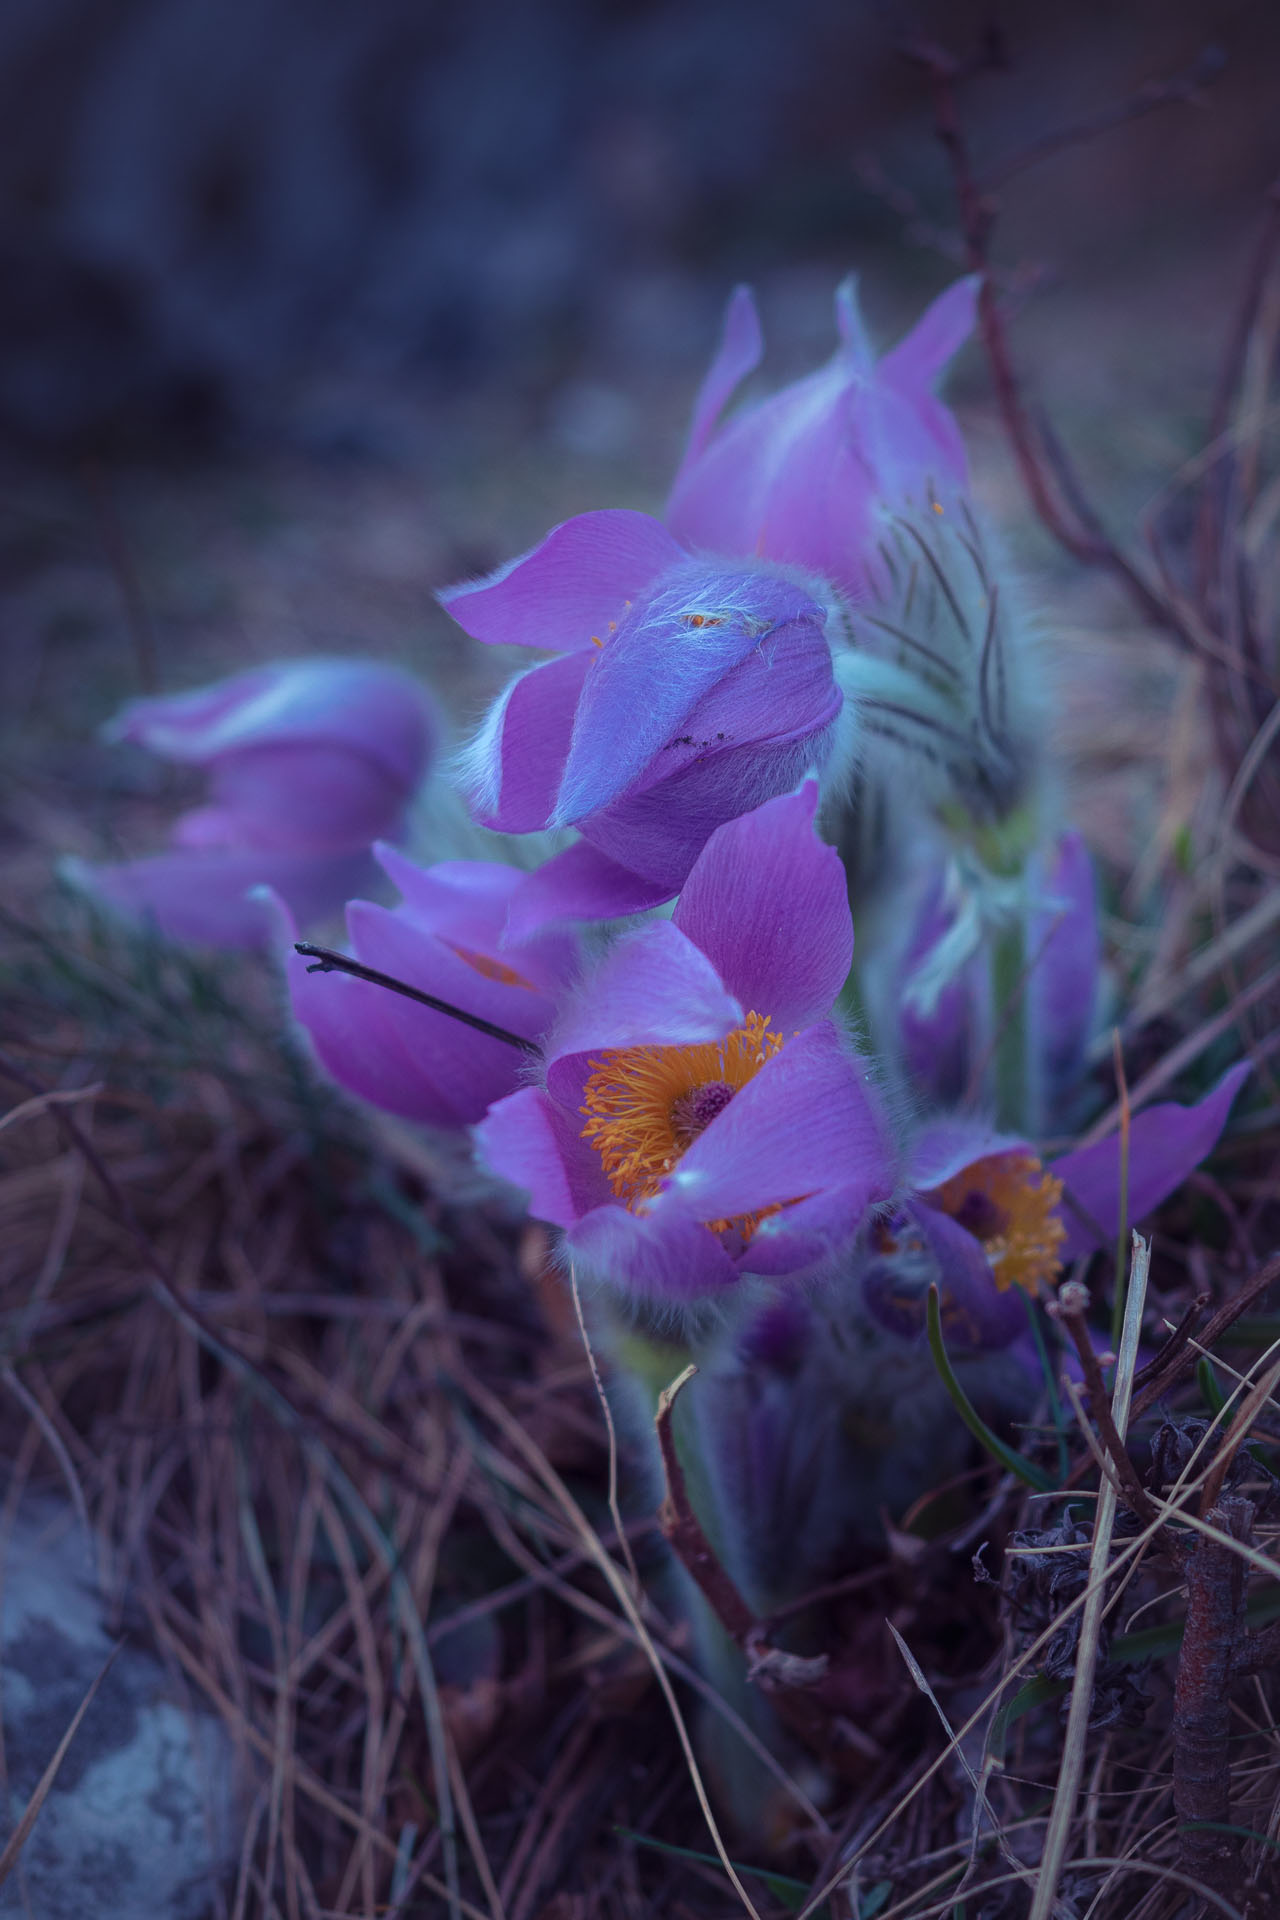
443,942 -> 536,990
579,1012 -> 784,1229
931,1152 -> 1066,1295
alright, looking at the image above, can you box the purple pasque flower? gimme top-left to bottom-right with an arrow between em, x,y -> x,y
860,1061 -> 1252,1353
666,275 -> 978,605
476,784 -> 895,1302
882,829 -> 1102,1125
272,842 -> 580,1129
68,658 -> 440,948
440,509 -> 844,937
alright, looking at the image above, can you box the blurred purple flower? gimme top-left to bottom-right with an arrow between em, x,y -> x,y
476,785 -> 894,1302
892,829 -> 1102,1120
440,509 -> 843,935
666,276 -> 978,603
69,659 -> 440,948
860,1061 -> 1251,1352
271,843 -> 581,1130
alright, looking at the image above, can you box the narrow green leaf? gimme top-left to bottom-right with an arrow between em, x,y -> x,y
613,1827 -> 823,1911
1198,1356 -> 1231,1422
926,1286 -> 1055,1492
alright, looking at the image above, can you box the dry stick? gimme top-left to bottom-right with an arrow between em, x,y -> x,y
906,38 -> 1180,637
567,1263 -> 642,1600
1052,1286 -> 1158,1528
1131,1252 -> 1280,1426
1131,1293 -> 1211,1394
294,944 -> 539,1054
796,1369 -> 1235,1920
654,1368 -> 829,1695
1028,1232 -> 1151,1920
1174,1495 -> 1254,1897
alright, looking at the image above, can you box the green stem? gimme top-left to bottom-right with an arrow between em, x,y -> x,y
991,911 -> 1028,1131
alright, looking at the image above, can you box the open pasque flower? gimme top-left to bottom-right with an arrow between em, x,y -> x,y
666,275 -> 978,604
859,1061 -> 1251,1352
274,843 -> 580,1130
69,659 -> 439,947
441,510 -> 845,936
476,785 -> 895,1301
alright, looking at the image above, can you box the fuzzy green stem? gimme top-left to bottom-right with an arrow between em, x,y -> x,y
991,911 -> 1029,1131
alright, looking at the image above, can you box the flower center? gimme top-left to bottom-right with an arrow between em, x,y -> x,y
930,1152 -> 1066,1295
579,1011 -> 784,1218
444,941 -> 536,989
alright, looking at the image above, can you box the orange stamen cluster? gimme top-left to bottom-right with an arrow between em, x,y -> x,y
932,1152 -> 1066,1295
579,1012 -> 783,1220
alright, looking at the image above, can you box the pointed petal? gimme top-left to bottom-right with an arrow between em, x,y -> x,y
477,1086 -> 609,1227
459,650 -> 593,832
672,784 -> 851,1029
879,276 -> 980,390
63,846 -> 378,949
438,510 -> 684,653
1053,1062 -> 1252,1259
833,274 -> 875,369
543,920 -> 742,1103
504,841 -> 677,942
568,1204 -> 741,1301
554,567 -> 825,822
655,1022 -> 893,1224
674,284 -> 764,483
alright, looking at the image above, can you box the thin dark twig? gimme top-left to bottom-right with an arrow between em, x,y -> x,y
1132,1293 -> 1212,1393
294,944 -> 539,1054
980,45 -> 1226,191
1130,1254 -> 1280,1425
1052,1285 -> 1159,1526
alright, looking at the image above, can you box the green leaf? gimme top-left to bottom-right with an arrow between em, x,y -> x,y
1198,1356 -> 1231,1422
613,1827 -> 824,1912
926,1287 -> 1056,1492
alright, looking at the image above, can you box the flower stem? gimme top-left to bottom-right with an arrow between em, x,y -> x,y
991,911 -> 1029,1130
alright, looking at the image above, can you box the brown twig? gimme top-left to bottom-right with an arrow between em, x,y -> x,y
902,35 -> 1197,642
1052,1283 -> 1160,1527
1173,1495 -> 1253,1898
1132,1292 -> 1212,1394
1131,1253 -> 1280,1424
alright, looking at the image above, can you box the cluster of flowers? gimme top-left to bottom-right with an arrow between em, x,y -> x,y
81,274 -> 1248,1386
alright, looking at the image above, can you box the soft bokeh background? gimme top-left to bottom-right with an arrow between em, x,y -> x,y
2,0 -> 1278,881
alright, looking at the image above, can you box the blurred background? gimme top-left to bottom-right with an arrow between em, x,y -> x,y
2,0 -> 1278,872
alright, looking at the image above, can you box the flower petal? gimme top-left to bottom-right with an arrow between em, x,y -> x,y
459,650 -> 593,832
673,284 -> 764,483
672,784 -> 852,1029
554,567 -> 827,823
878,276 -> 980,392
1053,1062 -> 1252,1259
737,1181 -> 870,1277
63,845 -> 379,949
373,844 -> 579,994
267,893 -> 478,1127
504,841 -> 677,942
438,509 -> 684,654
543,919 -> 742,1104
477,1086 -> 609,1227
909,1116 -> 1026,1193
655,1021 -> 893,1224
567,1204 -> 741,1301
108,658 -> 438,791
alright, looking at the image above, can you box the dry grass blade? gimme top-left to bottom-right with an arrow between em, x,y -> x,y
0,1642 -> 122,1887
1029,1232 -> 1151,1920
568,1260 -> 642,1599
